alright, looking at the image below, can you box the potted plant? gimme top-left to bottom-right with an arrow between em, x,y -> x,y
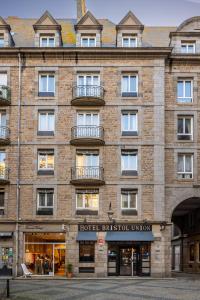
66,263 -> 73,278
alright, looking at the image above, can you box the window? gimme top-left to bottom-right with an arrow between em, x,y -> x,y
121,111 -> 137,136
37,189 -> 54,215
77,112 -> 100,138
77,74 -> 100,97
38,150 -> 54,174
79,241 -> 95,263
177,80 -> 193,103
76,190 -> 99,213
122,36 -> 137,47
181,42 -> 195,54
0,36 -> 4,48
38,111 -> 55,136
177,153 -> 193,179
121,190 -> 137,210
39,74 -> 55,97
177,116 -> 193,140
121,150 -> 138,176
0,152 -> 6,179
40,36 -> 55,47
189,243 -> 195,262
121,75 -> 138,97
0,192 -> 4,215
81,36 -> 96,47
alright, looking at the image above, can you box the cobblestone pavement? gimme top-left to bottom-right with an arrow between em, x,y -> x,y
1,278 -> 200,300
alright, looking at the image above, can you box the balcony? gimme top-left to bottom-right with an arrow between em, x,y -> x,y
71,85 -> 105,106
0,126 -> 10,145
0,167 -> 9,184
0,86 -> 11,106
70,126 -> 104,146
71,166 -> 105,185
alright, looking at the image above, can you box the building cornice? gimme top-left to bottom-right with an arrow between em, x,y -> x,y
170,31 -> 200,38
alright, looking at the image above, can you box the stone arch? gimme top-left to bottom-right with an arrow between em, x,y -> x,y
177,16 -> 200,32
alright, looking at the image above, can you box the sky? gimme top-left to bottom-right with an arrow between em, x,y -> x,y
0,0 -> 200,26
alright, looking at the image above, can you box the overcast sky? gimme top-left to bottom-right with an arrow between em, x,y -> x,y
1,0 -> 200,26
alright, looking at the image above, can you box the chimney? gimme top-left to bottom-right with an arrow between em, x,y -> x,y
77,0 -> 86,19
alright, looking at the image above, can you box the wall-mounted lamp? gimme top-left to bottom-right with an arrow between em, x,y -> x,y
107,202 -> 114,222
160,222 -> 167,231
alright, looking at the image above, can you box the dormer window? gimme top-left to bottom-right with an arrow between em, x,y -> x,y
122,35 -> 137,47
40,35 -> 55,47
81,35 -> 96,47
181,41 -> 195,54
0,35 -> 4,48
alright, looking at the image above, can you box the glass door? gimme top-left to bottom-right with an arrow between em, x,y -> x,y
119,248 -> 132,276
77,112 -> 99,137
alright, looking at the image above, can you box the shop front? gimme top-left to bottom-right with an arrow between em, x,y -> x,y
0,229 -> 14,277
24,232 -> 66,276
76,223 -> 154,277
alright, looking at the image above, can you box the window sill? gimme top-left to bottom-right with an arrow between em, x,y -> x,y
37,170 -> 54,176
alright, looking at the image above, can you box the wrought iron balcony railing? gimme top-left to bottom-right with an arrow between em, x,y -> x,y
0,167 -> 9,181
73,85 -> 104,99
71,166 -> 104,182
71,126 -> 104,140
0,126 -> 10,141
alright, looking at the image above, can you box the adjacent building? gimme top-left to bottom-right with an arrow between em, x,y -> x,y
0,0 -> 200,277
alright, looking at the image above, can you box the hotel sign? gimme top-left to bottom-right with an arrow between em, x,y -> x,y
78,224 -> 152,232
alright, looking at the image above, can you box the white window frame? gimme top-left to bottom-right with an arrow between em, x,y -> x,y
121,111 -> 138,133
39,74 -> 55,93
121,191 -> 137,210
37,190 -> 54,209
81,36 -> 96,47
121,75 -> 138,94
177,80 -> 193,103
177,116 -> 193,140
121,151 -> 138,172
77,112 -> 99,126
40,36 -> 55,47
38,111 -> 55,132
38,151 -> 54,171
181,42 -> 195,54
122,36 -> 137,47
77,74 -> 100,86
177,153 -> 193,179
76,191 -> 99,210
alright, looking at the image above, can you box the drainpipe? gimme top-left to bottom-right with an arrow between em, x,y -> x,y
15,51 -> 22,277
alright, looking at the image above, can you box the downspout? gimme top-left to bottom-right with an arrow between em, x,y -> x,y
15,51 -> 22,276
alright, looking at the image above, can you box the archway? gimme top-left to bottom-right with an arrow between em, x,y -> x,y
171,197 -> 200,273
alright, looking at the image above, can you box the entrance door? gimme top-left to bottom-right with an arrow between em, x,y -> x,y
119,247 -> 133,276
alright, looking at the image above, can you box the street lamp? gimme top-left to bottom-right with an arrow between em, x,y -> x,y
107,202 -> 114,222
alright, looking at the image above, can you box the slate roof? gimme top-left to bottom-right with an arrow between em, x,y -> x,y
5,16 -> 176,47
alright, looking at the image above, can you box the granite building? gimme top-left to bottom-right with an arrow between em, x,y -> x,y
0,0 -> 200,277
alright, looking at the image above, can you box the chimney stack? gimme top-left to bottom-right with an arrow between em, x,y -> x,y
77,0 -> 86,19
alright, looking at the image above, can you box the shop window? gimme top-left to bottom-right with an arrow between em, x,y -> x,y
177,153 -> 193,179
38,150 -> 54,175
177,80 -> 193,103
0,191 -> 4,215
0,247 -> 13,276
79,241 -> 95,263
38,73 -> 55,97
177,116 -> 193,141
38,111 -> 55,136
189,243 -> 195,262
121,150 -> 138,176
121,111 -> 138,136
37,189 -> 54,215
121,74 -> 138,97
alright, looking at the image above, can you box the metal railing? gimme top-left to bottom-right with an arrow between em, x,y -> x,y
0,167 -> 9,180
0,85 -> 11,102
72,85 -> 104,99
71,126 -> 104,140
71,166 -> 104,181
0,126 -> 9,140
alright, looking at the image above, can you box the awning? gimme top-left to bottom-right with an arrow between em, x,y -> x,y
76,231 -> 97,241
105,231 -> 154,242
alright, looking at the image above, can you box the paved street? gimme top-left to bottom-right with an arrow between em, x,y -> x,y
1,278 -> 200,300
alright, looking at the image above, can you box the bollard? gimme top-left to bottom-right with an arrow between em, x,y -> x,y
6,279 -> 10,298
